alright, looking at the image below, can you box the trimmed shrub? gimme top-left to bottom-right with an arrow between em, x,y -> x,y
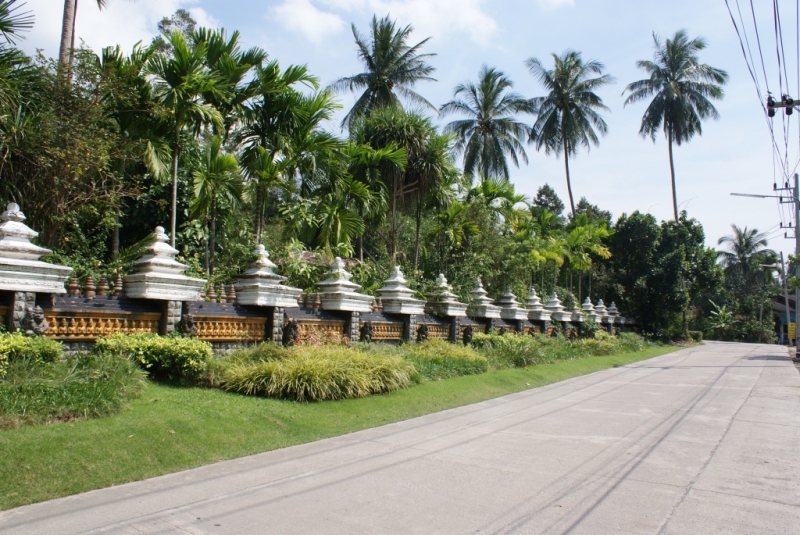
221,345 -> 415,402
0,352 -> 146,428
401,339 -> 488,380
687,331 -> 703,343
94,333 -> 213,383
0,332 -> 64,377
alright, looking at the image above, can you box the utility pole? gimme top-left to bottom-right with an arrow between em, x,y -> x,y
731,173 -> 800,351
794,173 -> 799,355
780,252 -> 791,345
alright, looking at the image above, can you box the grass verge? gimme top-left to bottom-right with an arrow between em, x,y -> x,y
0,344 -> 679,510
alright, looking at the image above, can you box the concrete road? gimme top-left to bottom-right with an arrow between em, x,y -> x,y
2,342 -> 799,534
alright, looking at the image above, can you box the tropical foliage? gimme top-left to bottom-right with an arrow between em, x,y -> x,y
0,8 -> 746,341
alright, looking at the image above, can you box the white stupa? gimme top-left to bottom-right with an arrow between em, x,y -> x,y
234,245 -> 301,307
0,203 -> 72,293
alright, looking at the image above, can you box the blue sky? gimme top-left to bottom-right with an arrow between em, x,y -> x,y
21,0 -> 799,259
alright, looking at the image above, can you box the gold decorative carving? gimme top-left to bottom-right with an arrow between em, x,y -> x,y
193,316 -> 266,342
546,325 -> 557,337
298,320 -> 345,342
423,323 -> 449,339
369,322 -> 403,341
44,311 -> 160,341
566,326 -> 578,339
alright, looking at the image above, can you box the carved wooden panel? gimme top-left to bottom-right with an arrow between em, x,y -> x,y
566,326 -> 578,339
423,323 -> 450,340
546,325 -> 557,337
44,311 -> 161,341
368,321 -> 403,341
193,316 -> 267,342
298,320 -> 346,342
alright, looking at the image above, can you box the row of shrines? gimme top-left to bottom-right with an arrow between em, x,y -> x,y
0,203 -> 633,351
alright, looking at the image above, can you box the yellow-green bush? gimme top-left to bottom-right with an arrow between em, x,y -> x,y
221,345 -> 415,402
0,332 -> 63,377
402,339 -> 488,380
94,333 -> 212,383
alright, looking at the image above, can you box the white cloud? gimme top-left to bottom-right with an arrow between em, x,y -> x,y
20,0 -> 212,59
292,0 -> 497,45
271,0 -> 346,45
538,0 -> 575,10
187,7 -> 220,30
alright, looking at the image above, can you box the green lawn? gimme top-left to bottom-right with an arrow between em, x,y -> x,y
0,345 -> 679,510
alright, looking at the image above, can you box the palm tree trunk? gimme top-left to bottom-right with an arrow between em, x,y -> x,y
563,141 -> 576,218
390,174 -> 398,266
414,201 -> 422,270
209,199 -> 217,273
170,122 -> 180,248
59,0 -> 77,68
254,188 -> 263,242
667,124 -> 679,220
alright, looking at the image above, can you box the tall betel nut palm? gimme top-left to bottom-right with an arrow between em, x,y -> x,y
146,30 -> 225,247
329,14 -> 436,129
440,66 -> 532,182
623,30 -> 728,220
527,51 -> 614,218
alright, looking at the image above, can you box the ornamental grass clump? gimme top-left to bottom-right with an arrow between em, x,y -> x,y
0,352 -> 146,429
221,345 -> 415,402
94,333 -> 213,383
472,332 -> 648,368
401,339 -> 488,380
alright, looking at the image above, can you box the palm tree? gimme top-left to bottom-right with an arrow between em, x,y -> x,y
59,0 -> 105,69
329,14 -> 436,129
191,136 -> 242,273
428,201 -> 479,272
355,107 -> 432,265
190,28 -> 266,140
0,0 -> 32,45
717,225 -> 773,282
440,66 -> 532,182
146,30 -> 224,247
623,30 -> 728,220
527,51 -> 614,218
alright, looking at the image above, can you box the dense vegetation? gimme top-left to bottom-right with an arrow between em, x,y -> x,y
0,4 -> 781,340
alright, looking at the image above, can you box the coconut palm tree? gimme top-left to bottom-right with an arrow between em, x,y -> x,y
191,136 -> 242,273
440,66 -> 532,182
146,30 -> 225,247
717,225 -> 774,282
526,51 -> 614,218
329,14 -> 436,130
623,30 -> 728,220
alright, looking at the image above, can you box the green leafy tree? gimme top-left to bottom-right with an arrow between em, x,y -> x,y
329,14 -> 436,129
191,136 -> 242,273
440,66 -> 531,181
527,51 -> 614,217
623,30 -> 728,220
